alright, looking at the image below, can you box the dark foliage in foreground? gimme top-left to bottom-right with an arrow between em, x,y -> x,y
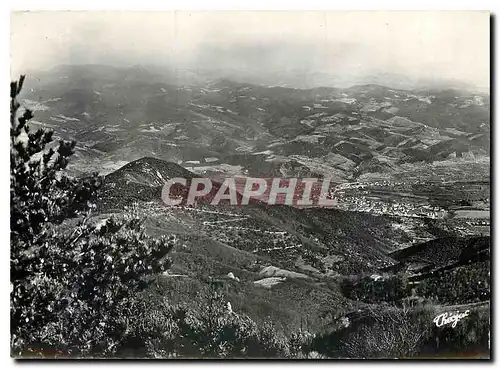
10,76 -> 175,356
119,290 -> 314,358
310,303 -> 489,358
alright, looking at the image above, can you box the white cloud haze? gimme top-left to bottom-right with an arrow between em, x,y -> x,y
11,11 -> 490,89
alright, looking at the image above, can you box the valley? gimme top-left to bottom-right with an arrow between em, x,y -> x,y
20,64 -> 491,357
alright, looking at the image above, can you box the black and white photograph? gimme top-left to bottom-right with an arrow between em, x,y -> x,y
9,10 -> 491,359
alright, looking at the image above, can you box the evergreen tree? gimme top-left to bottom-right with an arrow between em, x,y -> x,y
10,76 -> 176,357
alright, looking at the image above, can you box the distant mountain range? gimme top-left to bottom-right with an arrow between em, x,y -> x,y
24,63 -> 486,92
21,64 -> 490,182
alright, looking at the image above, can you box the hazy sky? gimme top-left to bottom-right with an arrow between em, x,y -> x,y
11,11 -> 490,89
